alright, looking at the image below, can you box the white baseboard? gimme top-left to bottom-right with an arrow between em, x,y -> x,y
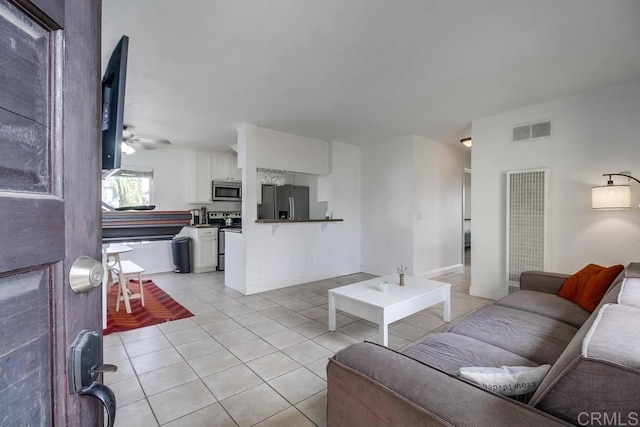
361,263 -> 464,279
245,268 -> 360,295
360,264 -> 389,277
419,263 -> 464,278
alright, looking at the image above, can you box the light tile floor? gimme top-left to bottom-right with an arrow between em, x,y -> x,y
103,266 -> 487,426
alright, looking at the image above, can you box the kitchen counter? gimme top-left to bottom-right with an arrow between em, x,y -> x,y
178,226 -> 218,273
102,210 -> 191,243
255,219 -> 343,223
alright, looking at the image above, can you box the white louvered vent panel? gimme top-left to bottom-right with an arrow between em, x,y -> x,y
506,169 -> 549,284
531,121 -> 552,139
512,120 -> 552,143
512,125 -> 531,142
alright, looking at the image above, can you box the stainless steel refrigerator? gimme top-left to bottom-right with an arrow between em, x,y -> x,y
258,185 -> 309,220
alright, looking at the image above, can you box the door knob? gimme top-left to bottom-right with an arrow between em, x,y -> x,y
69,330 -> 117,427
69,256 -> 104,293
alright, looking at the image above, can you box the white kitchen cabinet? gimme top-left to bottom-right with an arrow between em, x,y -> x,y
230,155 -> 242,181
189,150 -> 213,203
189,150 -> 241,203
211,153 -> 241,182
210,152 -> 231,181
179,226 -> 217,273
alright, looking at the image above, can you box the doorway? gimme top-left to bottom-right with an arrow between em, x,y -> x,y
463,168 -> 471,267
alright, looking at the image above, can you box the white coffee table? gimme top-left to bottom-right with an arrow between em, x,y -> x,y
328,274 -> 451,346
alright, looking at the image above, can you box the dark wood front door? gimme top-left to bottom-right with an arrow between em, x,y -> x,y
0,0 -> 102,425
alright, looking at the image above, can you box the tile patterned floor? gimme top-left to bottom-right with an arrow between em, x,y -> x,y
103,266 -> 486,426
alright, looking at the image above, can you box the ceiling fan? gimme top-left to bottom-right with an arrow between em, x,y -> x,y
121,125 -> 171,154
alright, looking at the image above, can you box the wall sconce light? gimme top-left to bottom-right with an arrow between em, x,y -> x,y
460,137 -> 472,148
592,173 -> 640,209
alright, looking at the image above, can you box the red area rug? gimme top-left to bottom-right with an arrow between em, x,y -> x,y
104,279 -> 193,335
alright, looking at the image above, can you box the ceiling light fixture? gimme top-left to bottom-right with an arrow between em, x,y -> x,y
460,137 -> 472,148
121,141 -> 136,155
592,173 -> 640,209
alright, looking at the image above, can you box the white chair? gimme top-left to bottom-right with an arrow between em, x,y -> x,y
107,254 -> 145,314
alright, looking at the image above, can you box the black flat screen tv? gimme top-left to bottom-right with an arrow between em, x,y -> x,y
101,35 -> 129,171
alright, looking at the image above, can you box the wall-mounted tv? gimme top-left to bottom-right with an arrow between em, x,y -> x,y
101,35 -> 129,171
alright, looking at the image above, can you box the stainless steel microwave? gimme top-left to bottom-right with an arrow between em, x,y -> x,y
212,180 -> 242,201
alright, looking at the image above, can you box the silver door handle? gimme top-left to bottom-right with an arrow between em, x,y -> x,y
69,330 -> 117,427
288,197 -> 294,220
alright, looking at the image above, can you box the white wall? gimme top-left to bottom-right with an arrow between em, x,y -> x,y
323,141 -> 362,274
115,147 -> 239,273
360,136 -> 414,275
471,80 -> 640,300
360,135 -> 470,276
412,135 -> 470,277
256,128 -> 330,175
121,147 -> 240,211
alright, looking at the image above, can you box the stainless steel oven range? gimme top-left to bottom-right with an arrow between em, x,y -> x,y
208,211 -> 241,271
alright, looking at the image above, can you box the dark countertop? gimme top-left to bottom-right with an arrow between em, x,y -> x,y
255,219 -> 344,223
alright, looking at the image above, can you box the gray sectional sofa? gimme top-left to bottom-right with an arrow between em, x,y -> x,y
327,264 -> 640,426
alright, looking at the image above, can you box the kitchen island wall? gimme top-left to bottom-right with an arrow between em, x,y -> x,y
228,124 -> 361,294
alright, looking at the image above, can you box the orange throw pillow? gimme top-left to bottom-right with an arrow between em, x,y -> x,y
557,264 -> 624,312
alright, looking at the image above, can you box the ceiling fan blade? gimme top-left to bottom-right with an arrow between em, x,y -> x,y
130,135 -> 172,145
127,137 -> 171,150
121,125 -> 171,149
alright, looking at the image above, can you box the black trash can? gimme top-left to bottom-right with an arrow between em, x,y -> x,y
171,237 -> 192,273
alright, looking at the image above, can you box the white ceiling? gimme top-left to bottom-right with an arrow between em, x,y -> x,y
102,0 -> 640,151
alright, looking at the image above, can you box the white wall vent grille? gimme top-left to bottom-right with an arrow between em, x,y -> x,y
512,120 -> 552,143
506,169 -> 549,285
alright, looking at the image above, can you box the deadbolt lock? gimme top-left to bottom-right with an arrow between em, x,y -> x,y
69,256 -> 104,293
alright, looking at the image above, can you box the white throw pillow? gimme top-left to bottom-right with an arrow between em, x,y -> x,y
458,364 -> 551,396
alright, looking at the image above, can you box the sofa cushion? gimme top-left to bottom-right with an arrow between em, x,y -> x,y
331,342 -> 572,427
618,277 -> 640,309
496,290 -> 590,328
530,301 -> 640,425
557,263 -> 624,312
402,332 -> 539,375
529,282 -> 621,413
581,304 -> 640,368
447,305 -> 578,365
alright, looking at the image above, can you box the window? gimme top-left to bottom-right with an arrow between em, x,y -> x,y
102,168 -> 153,209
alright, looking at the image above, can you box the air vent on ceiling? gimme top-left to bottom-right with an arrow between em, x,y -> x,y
512,120 -> 552,143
